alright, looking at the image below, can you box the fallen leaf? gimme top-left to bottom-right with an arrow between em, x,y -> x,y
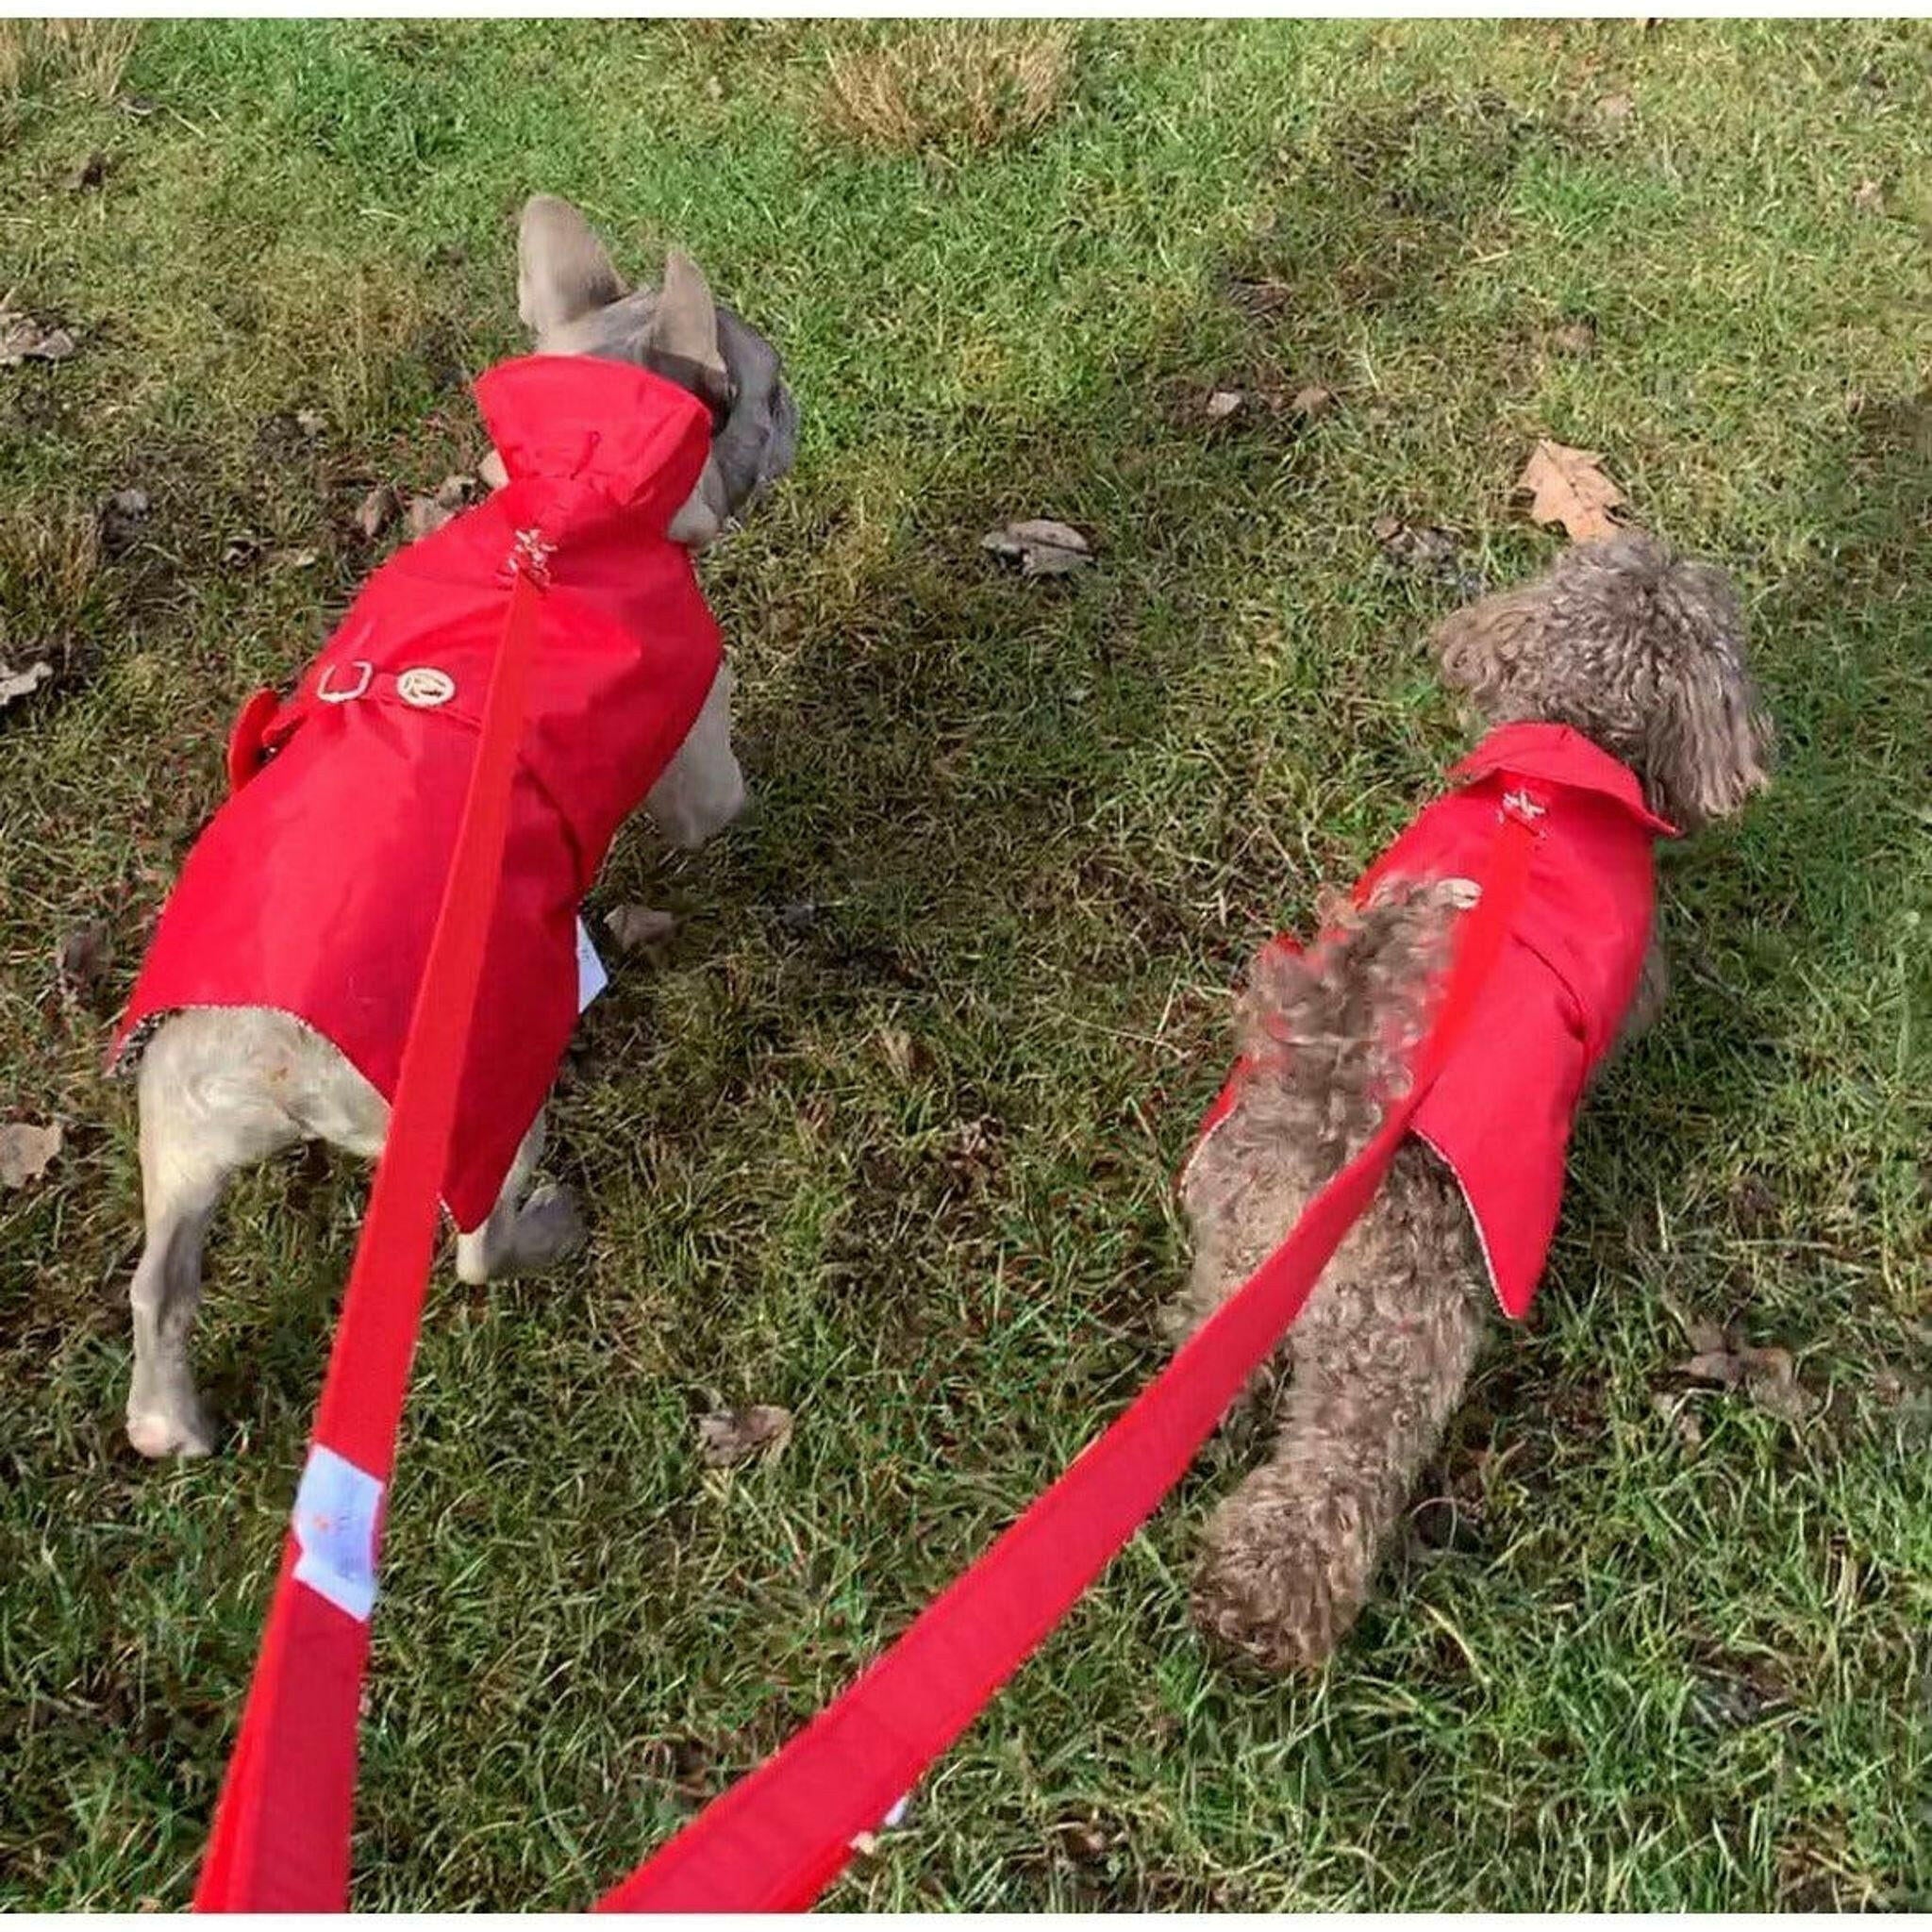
66,150 -> 109,193
0,659 -> 55,709
0,308 -> 78,367
406,496 -> 454,541
1057,1817 -> 1112,1864
1874,1368 -> 1911,1407
1689,1656 -> 1785,1729
1651,1391 -> 1703,1447
1686,1321 -> 1729,1358
876,1024 -> 929,1081
0,1121 -> 62,1189
1674,1323 -> 1818,1423
697,1404 -> 793,1468
1203,389 -> 1244,420
604,904 -> 678,952
1514,439 -> 1629,542
99,486 -> 151,555
1291,382 -> 1336,418
1739,1345 -> 1817,1424
1596,92 -> 1635,123
356,484 -> 397,541
1372,514 -> 1485,594
1681,1350 -> 1746,1388
1852,177 -> 1884,213
981,518 -> 1094,578
1551,318 -> 1597,358
55,920 -> 112,1000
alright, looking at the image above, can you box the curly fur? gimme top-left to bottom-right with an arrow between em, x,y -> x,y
1174,531 -> 1771,1673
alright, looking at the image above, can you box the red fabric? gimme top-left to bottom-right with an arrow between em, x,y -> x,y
115,356 -> 721,1231
197,566 -> 550,1912
594,811 -> 1540,1914
1188,722 -> 1675,1319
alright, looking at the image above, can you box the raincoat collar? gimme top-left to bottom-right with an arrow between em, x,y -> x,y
1448,721 -> 1678,839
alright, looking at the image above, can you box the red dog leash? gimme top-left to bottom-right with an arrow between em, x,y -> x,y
594,798 -> 1543,1913
194,536 -> 555,1912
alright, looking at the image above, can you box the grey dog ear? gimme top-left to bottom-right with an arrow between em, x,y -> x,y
518,195 -> 625,339
647,250 -> 726,388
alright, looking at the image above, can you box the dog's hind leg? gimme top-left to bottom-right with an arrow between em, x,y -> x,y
453,1108 -> 586,1285
1191,1149 -> 1489,1671
126,1011 -> 310,1457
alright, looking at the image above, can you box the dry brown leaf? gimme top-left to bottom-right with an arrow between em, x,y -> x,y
1738,1345 -> 1817,1424
356,484 -> 397,541
1,658 -> 55,709
697,1404 -> 793,1468
981,518 -> 1093,578
406,496 -> 454,541
1203,389 -> 1244,420
66,150 -> 109,192
0,1121 -> 62,1189
55,919 -> 112,999
604,904 -> 678,952
1680,1349 -> 1746,1389
0,308 -> 77,366
1674,1322 -> 1818,1424
876,1024 -> 932,1082
1291,383 -> 1337,418
1551,318 -> 1597,358
1651,1391 -> 1704,1448
1515,439 -> 1629,542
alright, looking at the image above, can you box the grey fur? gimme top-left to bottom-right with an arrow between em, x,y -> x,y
1174,531 -> 1772,1671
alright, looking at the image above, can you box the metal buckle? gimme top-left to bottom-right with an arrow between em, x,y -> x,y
316,659 -> 374,705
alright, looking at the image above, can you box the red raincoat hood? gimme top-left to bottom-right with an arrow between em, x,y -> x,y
116,356 -> 724,1229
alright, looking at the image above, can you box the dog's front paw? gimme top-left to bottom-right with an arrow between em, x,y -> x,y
127,1398 -> 216,1460
510,1181 -> 587,1273
1191,1473 -> 1364,1674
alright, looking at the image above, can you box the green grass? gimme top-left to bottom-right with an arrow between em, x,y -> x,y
3,19 -> 1929,1911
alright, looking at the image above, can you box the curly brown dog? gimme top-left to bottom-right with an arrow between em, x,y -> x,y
1170,531 -> 1773,1673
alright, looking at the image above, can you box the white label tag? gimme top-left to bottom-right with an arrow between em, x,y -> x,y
575,918 -> 608,1013
291,1445 -> 384,1622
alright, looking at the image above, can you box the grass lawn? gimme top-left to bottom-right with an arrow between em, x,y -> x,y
2,19 -> 1928,1911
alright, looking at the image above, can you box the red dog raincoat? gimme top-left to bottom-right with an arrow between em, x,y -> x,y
114,356 -> 724,1230
1190,722 -> 1677,1318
